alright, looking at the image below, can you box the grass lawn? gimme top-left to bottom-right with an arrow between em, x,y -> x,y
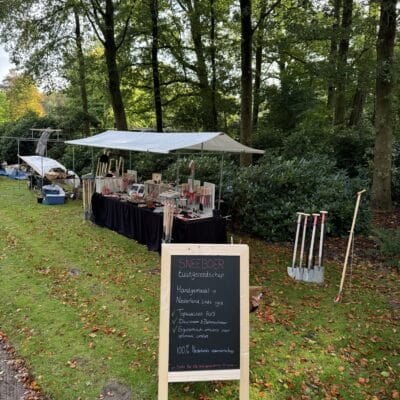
0,177 -> 399,399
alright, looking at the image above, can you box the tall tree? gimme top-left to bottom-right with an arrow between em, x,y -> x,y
209,0 -> 217,131
0,90 -> 9,123
82,0 -> 131,130
150,0 -> 163,132
3,72 -> 44,120
73,5 -> 90,134
0,0 -> 93,131
252,2 -> 267,131
371,0 -> 396,212
327,0 -> 341,114
334,0 -> 353,126
240,0 -> 253,166
175,0 -> 216,131
347,1 -> 377,128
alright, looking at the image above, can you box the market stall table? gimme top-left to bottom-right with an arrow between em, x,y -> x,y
91,193 -> 227,252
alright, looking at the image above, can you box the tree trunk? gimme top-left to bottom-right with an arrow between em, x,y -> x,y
185,0 -> 215,131
104,0 -> 128,130
348,1 -> 377,128
240,0 -> 253,166
74,7 -> 90,135
371,0 -> 396,212
327,0 -> 341,114
210,0 -> 217,130
334,0 -> 353,126
252,3 -> 266,131
348,87 -> 365,127
252,42 -> 262,130
150,0 -> 163,132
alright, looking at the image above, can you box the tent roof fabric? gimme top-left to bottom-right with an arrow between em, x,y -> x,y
65,130 -> 264,154
19,155 -> 67,176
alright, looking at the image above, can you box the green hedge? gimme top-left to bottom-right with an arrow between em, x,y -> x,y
228,155 -> 371,241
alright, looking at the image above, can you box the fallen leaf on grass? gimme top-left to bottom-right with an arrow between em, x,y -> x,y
358,376 -> 369,385
330,384 -> 339,396
30,380 -> 41,390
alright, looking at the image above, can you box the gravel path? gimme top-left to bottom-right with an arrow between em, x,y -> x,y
0,345 -> 27,400
0,335 -> 45,400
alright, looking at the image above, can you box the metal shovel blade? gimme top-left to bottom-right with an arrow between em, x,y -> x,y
287,266 -> 296,278
302,266 -> 324,284
300,268 -> 309,282
312,266 -> 324,284
296,267 -> 303,280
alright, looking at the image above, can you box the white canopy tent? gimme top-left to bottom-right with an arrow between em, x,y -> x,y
65,130 -> 264,209
19,155 -> 67,176
18,155 -> 80,188
65,130 -> 265,154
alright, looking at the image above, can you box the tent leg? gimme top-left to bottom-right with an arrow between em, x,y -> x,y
41,153 -> 44,190
218,153 -> 224,210
17,139 -> 21,189
176,154 -> 180,188
72,146 -> 75,173
91,148 -> 94,175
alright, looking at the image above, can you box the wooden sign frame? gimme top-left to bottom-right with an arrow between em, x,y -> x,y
158,243 -> 249,400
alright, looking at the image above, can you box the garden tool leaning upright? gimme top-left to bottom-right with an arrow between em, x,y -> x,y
302,213 -> 320,283
287,212 -> 304,279
314,210 -> 328,284
303,212 -> 327,284
334,189 -> 367,303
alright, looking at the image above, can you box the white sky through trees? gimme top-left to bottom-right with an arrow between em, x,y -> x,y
0,44 -> 13,82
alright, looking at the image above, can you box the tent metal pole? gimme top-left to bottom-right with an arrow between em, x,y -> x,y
217,153 -> 224,210
41,154 -> 44,189
91,147 -> 94,175
176,154 -> 180,188
17,139 -> 20,188
129,151 -> 132,170
72,146 -> 75,172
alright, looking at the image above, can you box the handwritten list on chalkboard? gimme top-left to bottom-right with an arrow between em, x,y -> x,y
168,255 -> 240,372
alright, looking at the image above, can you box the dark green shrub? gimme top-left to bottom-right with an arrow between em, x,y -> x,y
331,124 -> 374,177
280,108 -> 335,160
229,155 -> 371,241
371,228 -> 400,270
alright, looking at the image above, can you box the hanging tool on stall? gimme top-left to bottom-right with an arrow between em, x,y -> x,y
188,160 -> 196,204
163,199 -> 175,243
98,150 -> 110,176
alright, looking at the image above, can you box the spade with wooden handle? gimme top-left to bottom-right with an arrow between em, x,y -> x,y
334,189 -> 367,303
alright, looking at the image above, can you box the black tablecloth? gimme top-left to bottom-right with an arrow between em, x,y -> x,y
91,193 -> 227,252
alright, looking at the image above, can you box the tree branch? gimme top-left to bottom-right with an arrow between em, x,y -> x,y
116,12 -> 132,50
252,0 -> 282,35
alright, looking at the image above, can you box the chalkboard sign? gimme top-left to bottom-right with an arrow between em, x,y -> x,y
169,255 -> 240,372
158,244 -> 249,400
